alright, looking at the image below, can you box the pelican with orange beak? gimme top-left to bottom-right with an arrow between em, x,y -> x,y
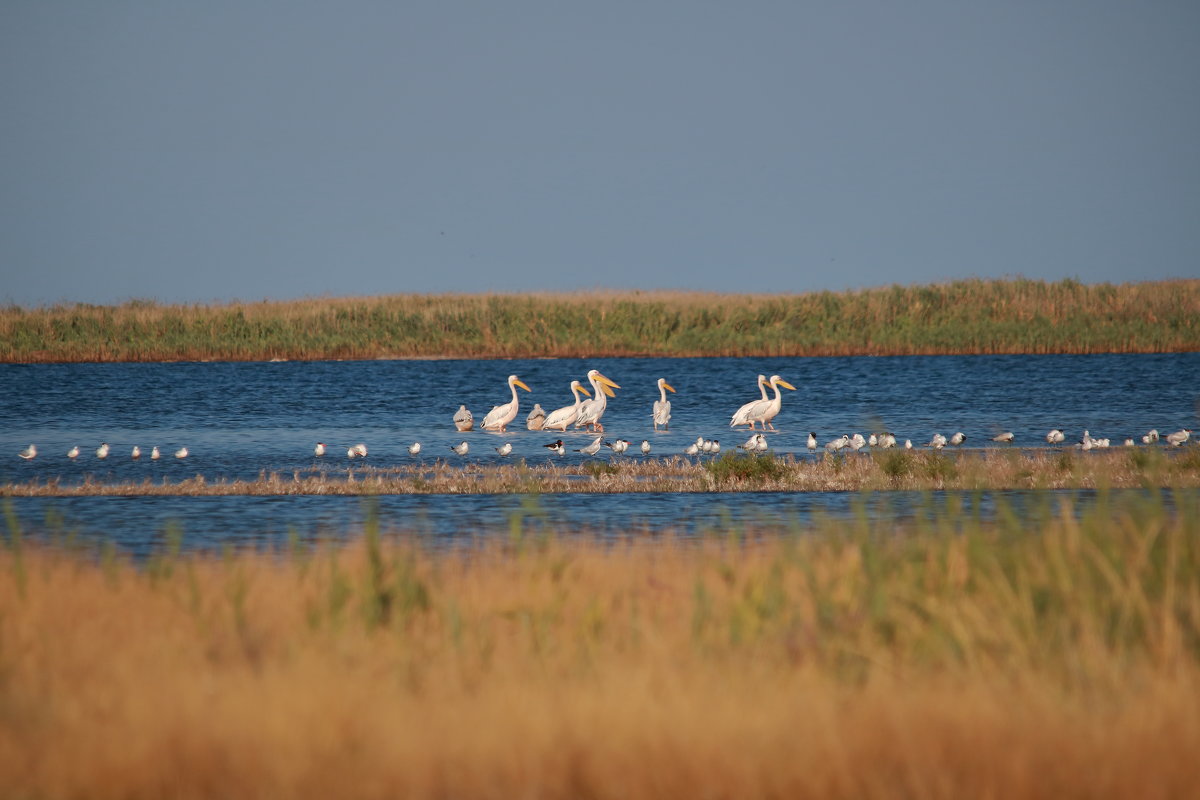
480,374 -> 531,432
575,369 -> 621,433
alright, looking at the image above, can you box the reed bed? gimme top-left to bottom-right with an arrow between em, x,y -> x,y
2,491 -> 1199,798
4,448 -> 1199,497
3,278 -> 1198,362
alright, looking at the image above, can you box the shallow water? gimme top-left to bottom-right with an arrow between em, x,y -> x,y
2,353 -> 1197,552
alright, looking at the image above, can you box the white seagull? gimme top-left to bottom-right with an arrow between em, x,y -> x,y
606,439 -> 630,455
150,446 -> 160,460
949,432 -> 967,446
67,445 -> 79,459
1166,429 -> 1192,447
575,436 -> 604,456
18,444 -> 36,460
174,447 -> 188,459
451,441 -> 470,456
495,442 -> 513,456
96,443 -> 110,459
408,442 -> 422,455
928,433 -> 947,450
314,442 -> 326,457
992,432 -> 1015,444
653,378 -> 676,431
807,432 -> 818,451
131,446 -> 141,459
1046,429 -> 1066,445
1142,429 -> 1160,445
481,375 -> 532,432
640,440 -> 651,455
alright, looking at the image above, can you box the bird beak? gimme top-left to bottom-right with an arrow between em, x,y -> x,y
775,379 -> 797,391
514,379 -> 531,392
663,382 -> 676,393
596,373 -> 620,396
578,386 -> 591,397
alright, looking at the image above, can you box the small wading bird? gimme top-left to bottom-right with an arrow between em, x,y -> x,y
481,375 -> 531,432
739,433 -> 765,451
928,433 -> 947,450
1142,429 -> 1159,445
131,445 -> 141,459
685,436 -> 704,456
825,434 -> 849,452
992,432 -> 1015,444
653,378 -> 675,431
495,442 -> 513,456
730,375 -> 769,430
150,446 -> 160,460
542,380 -> 591,432
879,432 -> 897,449
67,445 -> 79,459
807,432 -> 818,451
18,444 -> 36,460
96,443 -> 110,459
949,432 -> 967,447
868,433 -> 878,447
850,433 -> 866,451
451,441 -> 470,456
1046,429 -> 1066,445
408,442 -> 421,455
352,443 -> 368,458
454,405 -> 474,432
526,403 -> 547,431
640,440 -> 651,455
1166,429 -> 1192,447
1124,438 -> 1136,447
314,442 -> 326,457
606,439 -> 630,455
905,439 -> 913,450
575,370 -> 621,432
174,447 -> 188,459
544,439 -> 566,454
575,436 -> 604,456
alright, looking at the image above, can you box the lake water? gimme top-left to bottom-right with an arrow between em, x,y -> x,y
3,353 -> 1198,553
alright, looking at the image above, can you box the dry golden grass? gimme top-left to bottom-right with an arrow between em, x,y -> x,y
2,493 -> 1200,798
4,447 -> 1199,497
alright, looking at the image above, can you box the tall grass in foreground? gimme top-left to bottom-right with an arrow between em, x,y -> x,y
3,278 -> 1198,361
2,494 -> 1199,798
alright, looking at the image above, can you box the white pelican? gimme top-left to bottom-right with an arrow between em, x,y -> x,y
544,439 -> 566,454
451,441 -> 470,456
807,432 -> 818,451
949,432 -> 966,446
314,442 -> 326,457
454,405 -> 474,432
730,375 -> 769,429
175,447 -> 188,459
575,436 -> 604,456
928,433 -> 947,449
606,439 -> 630,455
746,375 -> 797,431
653,378 -> 675,431
408,442 -> 422,455
131,446 -> 141,459
481,375 -> 531,432
150,446 -> 160,460
96,443 -> 110,459
992,432 -> 1015,444
526,403 -> 547,431
495,442 -> 513,456
575,370 -> 621,432
1142,429 -> 1160,444
542,380 -> 592,432
353,443 -> 368,458
67,445 -> 79,459
640,440 -> 651,454
18,444 -> 36,460
1046,429 -> 1065,445
1166,429 -> 1192,447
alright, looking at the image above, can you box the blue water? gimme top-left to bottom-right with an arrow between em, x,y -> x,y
2,354 -> 1198,553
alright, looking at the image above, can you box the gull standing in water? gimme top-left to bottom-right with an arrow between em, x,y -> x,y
992,432 -> 1015,444
353,443 -> 368,458
174,447 -> 188,459
652,378 -> 676,431
96,443 -> 110,459
67,445 -> 79,459
454,405 -> 474,432
928,433 -> 947,449
526,403 -> 547,431
807,432 -> 818,451
544,439 -> 566,454
1046,429 -> 1066,445
18,444 -> 36,460
131,445 -> 141,459
640,440 -> 651,455
949,432 -> 967,447
314,442 -> 326,457
575,436 -> 604,456
481,375 -> 532,432
575,370 -> 621,432
408,442 -> 422,455
1142,429 -> 1159,445
150,446 -> 160,460
451,441 -> 470,456
730,375 -> 769,430
1166,429 -> 1192,447
495,442 -> 513,457
542,380 -> 591,432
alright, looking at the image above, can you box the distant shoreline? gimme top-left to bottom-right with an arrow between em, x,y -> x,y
3,278 -> 1198,363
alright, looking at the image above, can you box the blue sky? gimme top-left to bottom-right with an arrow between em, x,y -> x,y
2,1 -> 1198,306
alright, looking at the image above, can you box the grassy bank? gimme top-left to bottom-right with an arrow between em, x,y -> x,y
2,492 -> 1198,798
4,448 -> 1199,497
3,278 -> 1198,362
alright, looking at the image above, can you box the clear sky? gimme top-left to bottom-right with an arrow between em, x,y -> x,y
2,1 -> 1198,306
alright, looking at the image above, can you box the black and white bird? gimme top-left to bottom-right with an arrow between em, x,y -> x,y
606,439 -> 630,455
96,442 -> 110,459
495,442 -> 513,456
928,433 -> 947,450
1046,429 -> 1066,445
150,446 -> 160,460
949,432 -> 967,446
314,442 -> 326,457
640,440 -> 651,455
1142,429 -> 1160,445
825,434 -> 849,452
451,440 -> 470,456
544,439 -> 566,454
807,432 -> 818,451
1166,429 -> 1192,447
992,432 -> 1015,444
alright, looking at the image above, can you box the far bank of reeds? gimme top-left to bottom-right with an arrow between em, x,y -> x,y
3,278 -> 1197,362
4,448 -> 1199,496
1,492 -> 1198,798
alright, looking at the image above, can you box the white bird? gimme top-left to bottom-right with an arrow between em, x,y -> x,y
96,443 -> 110,459
825,434 -> 849,452
131,446 -> 141,459
353,443 -> 368,458
544,439 -> 566,454
1124,438 -> 1136,447
1142,429 -> 1160,445
575,370 -> 621,432
949,432 -> 966,446
1166,429 -> 1192,447
174,447 -> 188,459
150,446 -> 160,460
868,433 -> 878,447
606,439 -> 630,455
850,433 -> 866,451
710,440 -> 721,454
314,442 -> 326,457
495,442 -> 513,456
481,375 -> 532,432
730,375 -> 770,429
653,378 -> 676,431
739,433 -> 761,451
879,433 -> 897,449
807,432 -> 818,451
451,440 -> 470,456
575,436 -> 604,456
702,439 -> 715,454
684,440 -> 700,456
18,444 -> 36,460
526,403 -> 547,431
67,445 -> 79,459
542,380 -> 592,432
928,433 -> 947,450
453,405 -> 475,432
1046,429 -> 1066,445
640,440 -> 651,455
745,375 -> 798,431
408,442 -> 422,455
992,432 -> 1015,444
754,434 -> 768,452
348,447 -> 357,458
904,439 -> 913,450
